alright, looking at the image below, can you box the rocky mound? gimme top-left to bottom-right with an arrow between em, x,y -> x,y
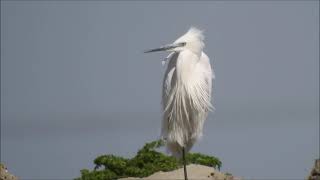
308,159 -> 320,180
119,164 -> 241,180
0,163 -> 18,180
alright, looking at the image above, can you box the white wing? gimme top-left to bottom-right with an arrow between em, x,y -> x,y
162,52 -> 179,109
197,52 -> 214,110
161,50 -> 214,157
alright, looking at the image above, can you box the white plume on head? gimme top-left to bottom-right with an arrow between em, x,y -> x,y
186,27 -> 205,41
174,27 -> 205,56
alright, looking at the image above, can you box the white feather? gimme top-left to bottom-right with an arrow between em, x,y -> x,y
161,27 -> 214,157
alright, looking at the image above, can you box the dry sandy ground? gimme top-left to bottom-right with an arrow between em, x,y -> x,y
119,164 -> 241,180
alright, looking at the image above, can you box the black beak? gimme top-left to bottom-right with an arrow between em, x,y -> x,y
144,42 -> 186,53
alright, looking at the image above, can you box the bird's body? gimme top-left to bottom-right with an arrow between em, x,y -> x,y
145,27 -> 214,180
162,49 -> 213,157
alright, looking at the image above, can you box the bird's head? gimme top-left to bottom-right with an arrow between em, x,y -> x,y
144,27 -> 205,56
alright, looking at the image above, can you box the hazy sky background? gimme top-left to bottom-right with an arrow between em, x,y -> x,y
1,1 -> 319,179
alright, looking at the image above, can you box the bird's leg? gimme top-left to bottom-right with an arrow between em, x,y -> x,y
182,147 -> 188,180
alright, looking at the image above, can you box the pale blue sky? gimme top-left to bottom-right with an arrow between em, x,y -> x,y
1,1 -> 319,179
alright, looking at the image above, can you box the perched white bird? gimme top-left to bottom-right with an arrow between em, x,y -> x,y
145,27 -> 214,180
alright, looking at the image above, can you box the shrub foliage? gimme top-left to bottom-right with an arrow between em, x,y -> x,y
75,139 -> 221,180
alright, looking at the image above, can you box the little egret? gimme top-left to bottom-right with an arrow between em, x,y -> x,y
145,27 -> 214,180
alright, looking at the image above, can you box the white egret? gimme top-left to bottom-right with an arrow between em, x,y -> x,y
145,27 -> 214,180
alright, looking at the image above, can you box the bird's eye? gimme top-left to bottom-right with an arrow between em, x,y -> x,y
179,42 -> 186,46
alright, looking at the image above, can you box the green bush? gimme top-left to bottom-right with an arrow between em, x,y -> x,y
75,139 -> 221,180
186,153 -> 221,170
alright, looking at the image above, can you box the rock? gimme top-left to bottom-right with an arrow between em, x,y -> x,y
308,159 -> 320,180
0,163 -> 18,180
119,164 -> 241,180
